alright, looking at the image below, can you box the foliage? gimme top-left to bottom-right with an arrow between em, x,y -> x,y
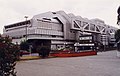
37,46 -> 50,58
115,29 -> 120,42
117,6 -> 120,24
117,6 -> 120,14
0,35 -> 20,76
20,40 -> 29,51
115,29 -> 120,51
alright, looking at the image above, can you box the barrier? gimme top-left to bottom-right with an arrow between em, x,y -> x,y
50,51 -> 97,57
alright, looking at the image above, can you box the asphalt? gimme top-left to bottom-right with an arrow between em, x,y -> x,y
16,50 -> 120,76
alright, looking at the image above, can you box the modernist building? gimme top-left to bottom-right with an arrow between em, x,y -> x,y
3,11 -> 117,51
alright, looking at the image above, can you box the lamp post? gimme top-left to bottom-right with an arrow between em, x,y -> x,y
24,16 -> 28,41
24,16 -> 32,56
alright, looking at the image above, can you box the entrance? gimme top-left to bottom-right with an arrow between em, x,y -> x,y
27,39 -> 51,53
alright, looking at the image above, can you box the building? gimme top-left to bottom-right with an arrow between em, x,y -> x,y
3,11 -> 118,51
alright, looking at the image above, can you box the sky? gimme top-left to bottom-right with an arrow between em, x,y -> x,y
0,0 -> 120,34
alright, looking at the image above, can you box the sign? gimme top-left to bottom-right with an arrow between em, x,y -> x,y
79,36 -> 92,40
74,43 -> 94,46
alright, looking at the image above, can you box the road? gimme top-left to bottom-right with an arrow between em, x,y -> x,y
16,50 -> 120,76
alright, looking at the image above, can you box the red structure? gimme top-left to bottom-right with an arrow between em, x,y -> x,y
50,51 -> 97,57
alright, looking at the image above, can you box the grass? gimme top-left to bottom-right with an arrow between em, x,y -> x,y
20,55 -> 40,60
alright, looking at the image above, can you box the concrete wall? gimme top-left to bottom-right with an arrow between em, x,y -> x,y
3,11 -> 117,47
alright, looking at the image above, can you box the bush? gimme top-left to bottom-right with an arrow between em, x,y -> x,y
115,29 -> 120,42
115,29 -> 120,51
37,46 -> 50,58
0,35 -> 20,76
20,40 -> 29,51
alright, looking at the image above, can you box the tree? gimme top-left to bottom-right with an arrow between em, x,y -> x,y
115,29 -> 120,51
37,46 -> 50,58
115,29 -> 120,42
0,35 -> 20,76
117,6 -> 120,14
20,40 -> 29,51
117,6 -> 120,24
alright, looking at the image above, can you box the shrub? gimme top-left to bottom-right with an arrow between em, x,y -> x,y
115,29 -> 120,51
37,46 -> 50,58
0,35 -> 20,76
20,40 -> 29,51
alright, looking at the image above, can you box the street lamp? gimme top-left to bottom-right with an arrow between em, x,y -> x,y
24,16 -> 32,56
24,16 -> 28,41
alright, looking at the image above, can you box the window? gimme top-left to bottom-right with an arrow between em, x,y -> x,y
5,20 -> 31,29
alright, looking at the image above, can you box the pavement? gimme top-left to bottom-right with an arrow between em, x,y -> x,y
16,50 -> 120,76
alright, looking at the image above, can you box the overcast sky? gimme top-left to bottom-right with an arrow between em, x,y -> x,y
0,0 -> 120,34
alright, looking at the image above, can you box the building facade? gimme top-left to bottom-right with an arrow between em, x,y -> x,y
3,11 -> 117,51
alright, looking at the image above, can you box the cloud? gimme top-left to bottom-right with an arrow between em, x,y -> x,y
0,0 -> 120,33
6,0 -> 66,15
